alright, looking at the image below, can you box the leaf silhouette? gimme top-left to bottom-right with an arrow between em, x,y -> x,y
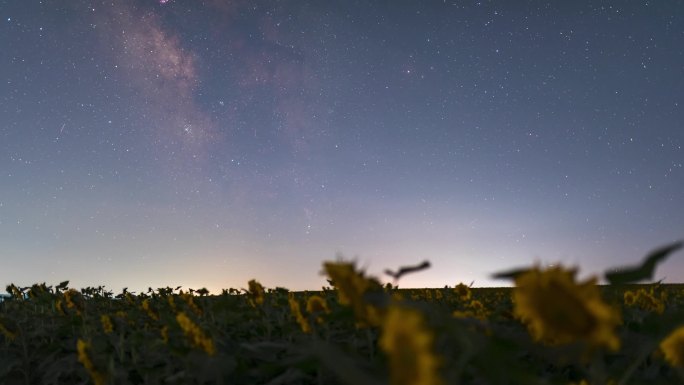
491,267 -> 535,281
384,260 -> 431,281
604,241 -> 683,285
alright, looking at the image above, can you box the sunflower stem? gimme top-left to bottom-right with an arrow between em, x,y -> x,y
617,341 -> 657,385
365,328 -> 375,360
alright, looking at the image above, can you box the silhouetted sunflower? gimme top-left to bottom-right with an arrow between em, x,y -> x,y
247,279 -> 265,307
454,283 -> 471,301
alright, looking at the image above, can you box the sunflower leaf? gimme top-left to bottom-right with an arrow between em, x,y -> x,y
604,241 -> 683,285
384,260 -> 431,281
491,267 -> 534,280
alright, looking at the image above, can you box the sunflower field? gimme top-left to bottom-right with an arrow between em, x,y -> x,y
1,242 -> 684,385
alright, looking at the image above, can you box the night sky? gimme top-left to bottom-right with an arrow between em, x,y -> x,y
2,1 -> 683,293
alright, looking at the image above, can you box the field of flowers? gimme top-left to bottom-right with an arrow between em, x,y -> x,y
1,242 -> 683,385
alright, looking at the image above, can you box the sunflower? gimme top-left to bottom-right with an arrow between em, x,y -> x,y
7,284 -> 23,300
379,305 -> 442,385
306,295 -> 330,324
0,317 -> 17,341
54,299 -> 66,315
624,288 -> 665,314
247,279 -> 266,307
142,299 -> 160,321
306,295 -> 330,314
160,326 -> 169,344
323,261 -> 384,327
323,261 -> 370,305
454,283 -> 472,301
76,339 -> 107,385
623,290 -> 636,306
180,292 -> 203,315
288,294 -> 311,333
660,326 -> 684,368
452,300 -> 487,321
176,312 -> 215,355
100,315 -> 114,334
513,266 -> 621,351
64,289 -> 84,316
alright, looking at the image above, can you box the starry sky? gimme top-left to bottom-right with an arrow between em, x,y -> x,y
2,0 -> 683,293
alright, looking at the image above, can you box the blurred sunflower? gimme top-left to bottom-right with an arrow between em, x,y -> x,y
76,339 -> 107,385
452,300 -> 486,321
624,288 -> 665,314
100,314 -> 113,334
176,312 -> 215,355
124,292 -> 136,305
323,262 -> 369,305
513,266 -> 621,351
379,305 -> 442,385
180,292 -> 203,315
454,283 -> 472,301
306,295 -> 329,314
0,317 -> 17,341
55,299 -> 66,315
7,284 -> 23,300
247,279 -> 266,307
142,299 -> 160,321
660,325 -> 684,368
288,294 -> 311,333
64,289 -> 84,315
160,325 -> 169,344
306,295 -> 330,324
623,290 -> 636,306
323,261 -> 384,327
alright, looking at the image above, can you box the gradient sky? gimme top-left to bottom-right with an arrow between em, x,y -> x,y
2,0 -> 683,293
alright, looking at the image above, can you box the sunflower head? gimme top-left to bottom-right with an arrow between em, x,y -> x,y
142,299 -> 160,320
323,261 -> 373,304
660,326 -> 684,368
306,295 -> 330,315
379,305 -> 443,385
626,288 -> 665,314
454,283 -> 472,301
513,265 -> 621,351
247,279 -> 265,307
76,339 -> 107,385
175,312 -> 215,355
100,314 -> 114,334
288,294 -> 312,333
623,290 -> 636,306
62,289 -> 85,316
323,261 -> 384,327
